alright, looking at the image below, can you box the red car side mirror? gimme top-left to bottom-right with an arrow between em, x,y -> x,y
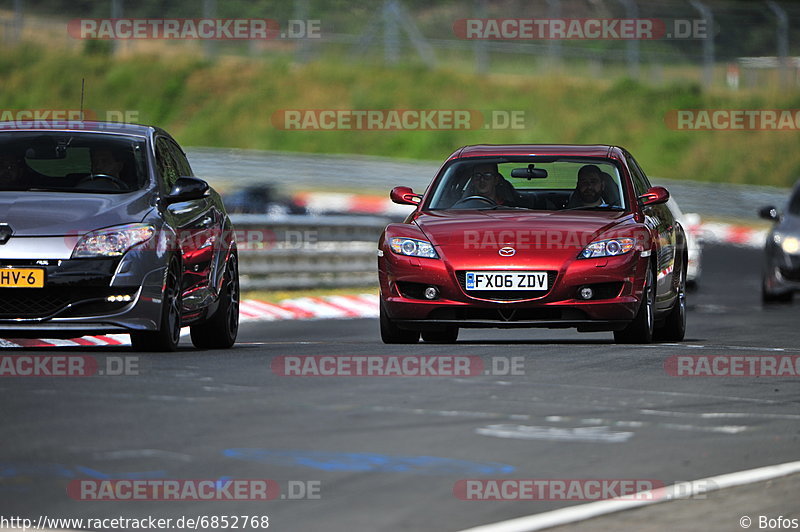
639,186 -> 670,206
390,186 -> 422,206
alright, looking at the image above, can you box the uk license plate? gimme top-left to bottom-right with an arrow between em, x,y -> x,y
465,271 -> 547,291
0,268 -> 45,288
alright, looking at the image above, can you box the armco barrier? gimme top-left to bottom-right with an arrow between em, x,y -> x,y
230,214 -> 390,290
229,213 -> 766,290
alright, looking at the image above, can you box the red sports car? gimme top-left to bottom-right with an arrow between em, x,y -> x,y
378,145 -> 687,344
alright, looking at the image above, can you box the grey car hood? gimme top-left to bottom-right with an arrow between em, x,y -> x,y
777,213 -> 800,236
0,191 -> 154,236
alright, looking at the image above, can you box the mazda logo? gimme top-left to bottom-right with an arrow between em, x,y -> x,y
0,224 -> 12,245
498,246 -> 516,257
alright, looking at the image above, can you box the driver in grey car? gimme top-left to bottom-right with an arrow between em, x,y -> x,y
0,152 -> 27,190
90,147 -> 124,179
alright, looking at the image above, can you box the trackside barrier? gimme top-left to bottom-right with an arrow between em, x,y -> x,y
229,214 -> 390,290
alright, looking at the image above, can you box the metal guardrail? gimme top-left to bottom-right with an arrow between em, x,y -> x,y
230,214 -> 389,290
189,149 -> 795,221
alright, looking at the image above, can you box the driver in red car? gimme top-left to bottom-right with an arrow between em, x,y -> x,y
465,163 -> 518,206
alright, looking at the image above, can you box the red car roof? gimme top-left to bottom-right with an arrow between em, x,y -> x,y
449,144 -> 619,160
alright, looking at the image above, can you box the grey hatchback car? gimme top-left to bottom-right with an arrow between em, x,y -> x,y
0,121 -> 239,351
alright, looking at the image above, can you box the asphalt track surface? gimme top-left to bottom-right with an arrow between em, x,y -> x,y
1,243 -> 799,532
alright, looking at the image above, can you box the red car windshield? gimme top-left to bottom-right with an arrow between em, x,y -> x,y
426,158 -> 627,211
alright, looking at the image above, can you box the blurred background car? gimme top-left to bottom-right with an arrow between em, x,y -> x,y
759,180 -> 800,303
222,184 -> 307,216
667,198 -> 704,288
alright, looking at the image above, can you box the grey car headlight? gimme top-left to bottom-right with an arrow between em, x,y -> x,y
72,223 -> 156,258
773,232 -> 800,255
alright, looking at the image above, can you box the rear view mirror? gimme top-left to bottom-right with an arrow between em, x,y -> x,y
759,205 -> 779,221
511,165 -> 548,179
390,186 -> 421,206
639,186 -> 669,206
24,145 -> 67,160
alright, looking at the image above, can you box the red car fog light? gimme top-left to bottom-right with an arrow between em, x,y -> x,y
579,286 -> 594,300
424,286 -> 439,300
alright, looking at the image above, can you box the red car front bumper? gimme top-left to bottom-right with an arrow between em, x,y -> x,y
379,248 -> 649,332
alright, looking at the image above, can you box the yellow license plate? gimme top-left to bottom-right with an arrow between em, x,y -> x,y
0,268 -> 45,288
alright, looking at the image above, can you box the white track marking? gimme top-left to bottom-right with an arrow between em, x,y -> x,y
540,382 -> 785,404
458,460 -> 800,532
654,342 -> 797,352
368,405 -> 532,420
640,409 -> 800,420
0,295 -> 379,348
279,297 -> 351,318
476,424 -> 635,443
90,449 -> 193,462
325,295 -> 379,316
241,299 -> 298,319
657,423 -> 749,434
37,339 -> 80,347
362,407 -> 759,435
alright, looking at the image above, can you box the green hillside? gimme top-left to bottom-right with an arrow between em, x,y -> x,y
2,44 -> 799,187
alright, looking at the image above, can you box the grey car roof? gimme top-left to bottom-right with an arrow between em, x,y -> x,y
0,121 -> 163,138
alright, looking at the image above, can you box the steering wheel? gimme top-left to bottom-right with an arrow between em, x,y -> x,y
452,195 -> 497,208
77,173 -> 127,190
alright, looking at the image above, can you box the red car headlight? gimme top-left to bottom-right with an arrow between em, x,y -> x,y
388,237 -> 439,259
578,237 -> 635,259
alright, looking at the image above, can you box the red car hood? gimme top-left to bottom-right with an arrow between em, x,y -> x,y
414,210 -> 633,268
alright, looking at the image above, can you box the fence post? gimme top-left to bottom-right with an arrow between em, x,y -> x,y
690,0 -> 714,89
766,1 -> 789,89
111,0 -> 123,54
383,0 -> 399,64
474,0 -> 488,74
618,0 -> 640,79
13,0 -> 23,42
294,0 -> 311,63
203,0 -> 217,58
546,0 -> 562,67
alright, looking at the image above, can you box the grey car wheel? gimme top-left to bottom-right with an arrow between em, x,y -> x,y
131,259 -> 182,352
190,254 -> 240,349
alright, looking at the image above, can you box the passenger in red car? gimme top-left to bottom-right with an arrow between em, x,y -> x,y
569,164 -> 607,207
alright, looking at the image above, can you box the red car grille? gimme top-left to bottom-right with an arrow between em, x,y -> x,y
455,270 -> 558,301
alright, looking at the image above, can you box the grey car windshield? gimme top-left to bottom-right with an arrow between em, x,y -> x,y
0,133 -> 148,193
426,158 -> 627,211
789,186 -> 800,216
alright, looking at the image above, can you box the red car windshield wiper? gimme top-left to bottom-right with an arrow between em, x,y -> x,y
560,205 -> 624,211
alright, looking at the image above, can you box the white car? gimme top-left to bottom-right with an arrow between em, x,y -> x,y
667,199 -> 703,287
